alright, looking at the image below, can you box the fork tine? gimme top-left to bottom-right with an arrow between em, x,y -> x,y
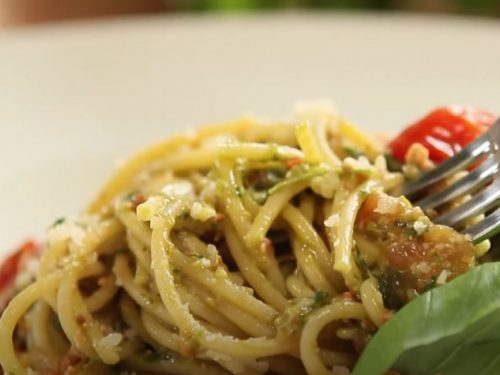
466,205 -> 500,244
415,155 -> 499,210
434,178 -> 500,228
402,132 -> 491,197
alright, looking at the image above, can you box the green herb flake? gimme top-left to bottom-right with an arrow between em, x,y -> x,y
268,163 -> 330,195
344,146 -> 365,159
125,190 -> 138,200
384,153 -> 403,172
235,185 -> 244,197
313,290 -> 329,306
144,350 -> 175,362
52,217 -> 65,227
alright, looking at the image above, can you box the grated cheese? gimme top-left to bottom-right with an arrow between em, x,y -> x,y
190,202 -> 216,222
324,213 -> 340,228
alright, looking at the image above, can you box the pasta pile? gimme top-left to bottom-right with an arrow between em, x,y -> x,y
0,105 -> 469,375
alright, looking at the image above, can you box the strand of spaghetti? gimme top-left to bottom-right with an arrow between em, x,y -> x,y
333,180 -> 379,291
37,235 -> 69,308
323,188 -> 348,270
170,248 -> 278,323
286,273 -> 314,298
300,299 -> 367,375
216,161 -> 253,240
126,200 -> 279,323
245,180 -> 310,248
125,231 -> 151,268
174,233 -> 239,285
218,161 -> 286,293
0,271 -> 62,375
282,204 -> 340,288
38,232 -> 68,277
84,273 -> 119,313
299,193 -> 315,223
218,142 -> 303,161
87,117 -> 257,212
150,210 -> 292,358
141,310 -> 184,352
176,285 -> 245,337
217,161 -> 275,263
117,250 -> 251,337
313,121 -> 341,168
145,308 -> 254,373
241,121 -> 295,145
173,237 -> 241,292
224,220 -> 288,311
125,210 -> 279,323
174,230 -> 214,257
182,278 -> 275,338
119,294 -> 161,349
295,121 -> 340,168
113,254 -> 175,326
122,354 -> 230,375
30,301 -> 68,367
359,277 -> 386,327
212,299 -> 275,338
289,235 -> 334,293
337,118 -> 383,161
133,262 -> 150,285
163,147 -> 219,172
232,164 -> 260,217
57,264 -> 121,364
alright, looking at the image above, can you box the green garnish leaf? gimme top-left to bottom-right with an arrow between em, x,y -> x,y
353,262 -> 500,375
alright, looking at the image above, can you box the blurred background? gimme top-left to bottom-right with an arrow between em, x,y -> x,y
1,0 -> 499,27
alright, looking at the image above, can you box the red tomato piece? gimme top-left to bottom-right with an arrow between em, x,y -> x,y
0,240 -> 39,293
389,106 -> 497,163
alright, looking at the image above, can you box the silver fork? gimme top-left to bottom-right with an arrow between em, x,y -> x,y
403,118 -> 500,244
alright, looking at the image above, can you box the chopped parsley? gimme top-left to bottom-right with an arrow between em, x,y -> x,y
52,217 -> 65,227
313,290 -> 329,306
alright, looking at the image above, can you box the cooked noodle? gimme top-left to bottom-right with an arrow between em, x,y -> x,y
0,105 -> 479,375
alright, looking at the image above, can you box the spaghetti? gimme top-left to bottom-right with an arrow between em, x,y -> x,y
0,105 -> 481,374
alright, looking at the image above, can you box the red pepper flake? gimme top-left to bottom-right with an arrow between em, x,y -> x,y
97,277 -> 108,287
60,347 -> 83,372
75,314 -> 86,326
285,156 -> 304,169
129,193 -> 146,210
341,291 -> 354,300
263,238 -> 274,254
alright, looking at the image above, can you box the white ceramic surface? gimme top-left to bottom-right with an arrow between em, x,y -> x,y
1,13 -> 499,254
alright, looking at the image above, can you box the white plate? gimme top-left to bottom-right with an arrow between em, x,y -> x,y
1,13 -> 499,254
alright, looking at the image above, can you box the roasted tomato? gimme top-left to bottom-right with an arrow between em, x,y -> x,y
354,192 -> 475,308
389,106 -> 496,163
0,240 -> 40,310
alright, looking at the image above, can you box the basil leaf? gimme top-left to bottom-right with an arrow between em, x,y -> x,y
352,262 -> 500,375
